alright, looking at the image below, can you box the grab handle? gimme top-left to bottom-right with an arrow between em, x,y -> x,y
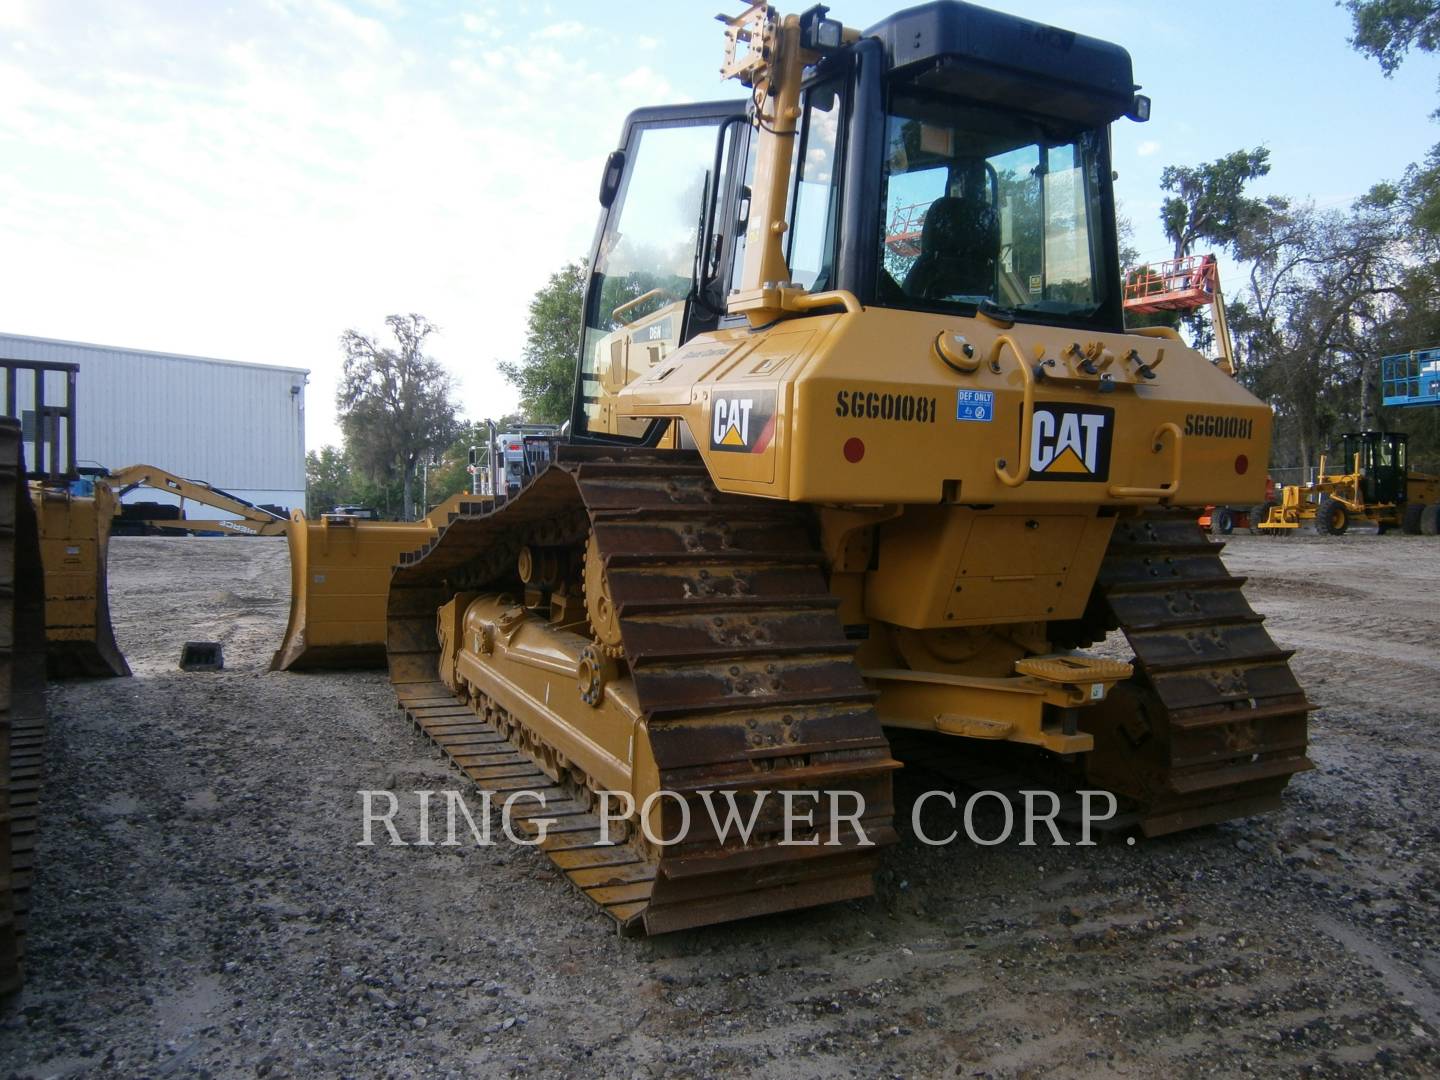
1108,422 -> 1183,500
992,334 -> 1037,488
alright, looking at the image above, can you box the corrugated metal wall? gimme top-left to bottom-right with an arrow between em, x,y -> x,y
0,332 -> 307,509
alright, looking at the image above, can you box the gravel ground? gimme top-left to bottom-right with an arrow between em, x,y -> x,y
2,530 -> 1439,1078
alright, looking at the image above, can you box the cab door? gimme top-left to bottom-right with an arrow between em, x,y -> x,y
571,102 -> 746,444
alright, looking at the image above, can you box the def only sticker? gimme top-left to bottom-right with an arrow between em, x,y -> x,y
956,389 -> 994,422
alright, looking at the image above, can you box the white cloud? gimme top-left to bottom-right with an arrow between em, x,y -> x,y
1137,140 -> 1161,158
618,65 -> 672,101
0,0 -> 29,29
0,0 -> 679,449
537,19 -> 585,40
310,0 -> 389,51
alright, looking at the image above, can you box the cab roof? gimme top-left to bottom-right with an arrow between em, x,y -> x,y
862,1 -> 1139,125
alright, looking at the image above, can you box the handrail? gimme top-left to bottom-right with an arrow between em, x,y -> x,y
1128,325 -> 1182,341
1108,422 -> 1182,500
991,335 -> 1036,488
611,288 -> 668,324
784,288 -> 862,315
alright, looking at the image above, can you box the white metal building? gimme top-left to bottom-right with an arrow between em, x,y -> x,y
0,331 -> 307,511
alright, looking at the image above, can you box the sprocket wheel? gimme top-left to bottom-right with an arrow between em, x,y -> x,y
583,532 -> 625,657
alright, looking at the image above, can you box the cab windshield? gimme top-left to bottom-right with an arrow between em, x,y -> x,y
878,91 -> 1111,326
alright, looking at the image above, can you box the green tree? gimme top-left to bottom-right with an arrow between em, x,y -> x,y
1347,0 -> 1440,74
1347,1 -> 1440,243
1160,147 -> 1278,259
1227,191 -> 1408,469
304,445 -> 350,517
337,314 -> 459,520
499,261 -> 586,423
1345,0 -> 1440,470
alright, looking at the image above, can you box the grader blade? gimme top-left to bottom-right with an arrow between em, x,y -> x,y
271,494 -> 491,671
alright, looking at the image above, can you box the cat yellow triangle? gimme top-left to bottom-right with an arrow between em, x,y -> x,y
1047,446 -> 1090,474
720,425 -> 746,446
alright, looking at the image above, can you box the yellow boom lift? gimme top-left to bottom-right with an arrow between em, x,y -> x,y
380,1 -> 1313,935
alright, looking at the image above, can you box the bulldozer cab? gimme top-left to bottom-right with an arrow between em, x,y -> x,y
569,1 -> 1145,445
1340,431 -> 1408,505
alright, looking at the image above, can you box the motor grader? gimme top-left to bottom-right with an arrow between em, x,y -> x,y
385,1 -> 1311,935
1258,430 -> 1440,535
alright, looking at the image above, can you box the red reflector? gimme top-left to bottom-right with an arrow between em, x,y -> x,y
1235,454 -> 1249,475
843,437 -> 865,463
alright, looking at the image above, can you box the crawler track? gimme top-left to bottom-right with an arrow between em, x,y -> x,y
1,422 -> 48,994
1070,510 -> 1313,834
388,448 -> 897,935
891,511 -> 1313,836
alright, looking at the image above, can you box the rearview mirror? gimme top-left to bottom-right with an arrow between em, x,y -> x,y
599,149 -> 625,208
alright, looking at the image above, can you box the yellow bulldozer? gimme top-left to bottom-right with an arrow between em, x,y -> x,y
380,2 -> 1313,935
2,359 -> 130,679
1258,430 -> 1440,535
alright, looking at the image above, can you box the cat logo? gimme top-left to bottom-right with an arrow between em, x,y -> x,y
1028,403 -> 1114,482
710,390 -> 777,454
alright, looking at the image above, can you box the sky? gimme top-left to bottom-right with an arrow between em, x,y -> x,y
2,0 -> 1437,451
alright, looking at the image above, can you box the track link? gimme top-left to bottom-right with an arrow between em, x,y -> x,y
388,449 -> 897,935
1077,510 -> 1313,835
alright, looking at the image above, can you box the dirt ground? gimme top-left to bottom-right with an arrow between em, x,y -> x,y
2,529 -> 1439,1078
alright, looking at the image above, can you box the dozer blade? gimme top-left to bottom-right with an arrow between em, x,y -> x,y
1,420 -> 51,993
271,495 -> 492,671
32,481 -> 129,678
387,449 -> 897,935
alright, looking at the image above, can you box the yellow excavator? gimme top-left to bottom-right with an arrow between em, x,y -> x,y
105,463 -> 291,537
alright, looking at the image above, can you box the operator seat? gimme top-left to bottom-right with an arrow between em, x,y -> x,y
903,194 -> 999,301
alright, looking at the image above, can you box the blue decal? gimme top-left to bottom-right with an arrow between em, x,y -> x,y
956,389 -> 994,423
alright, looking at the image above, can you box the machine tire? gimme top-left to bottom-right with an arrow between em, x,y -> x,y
1247,504 -> 1271,535
1209,507 -> 1234,535
1314,496 -> 1349,536
1402,503 -> 1425,535
1422,503 -> 1440,537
